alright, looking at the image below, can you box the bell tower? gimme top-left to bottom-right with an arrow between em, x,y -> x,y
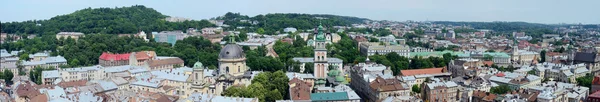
314,23 -> 329,79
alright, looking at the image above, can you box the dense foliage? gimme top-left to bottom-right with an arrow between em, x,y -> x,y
1,34 -> 221,68
368,53 -> 457,75
490,85 -> 512,94
576,74 -> 593,91
0,69 -> 14,85
1,5 -> 215,34
218,12 -> 369,34
222,71 -> 289,102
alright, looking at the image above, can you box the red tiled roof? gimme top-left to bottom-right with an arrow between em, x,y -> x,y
289,78 -> 311,100
99,52 -> 130,61
496,72 -> 505,77
30,94 -> 48,102
135,51 -> 155,60
593,75 -> 600,85
57,80 -> 88,88
400,67 -> 445,76
16,82 -> 41,98
590,91 -> 600,98
483,61 -> 494,66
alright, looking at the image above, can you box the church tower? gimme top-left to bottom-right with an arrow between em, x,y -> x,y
314,24 -> 329,79
512,37 -> 520,64
192,61 -> 204,85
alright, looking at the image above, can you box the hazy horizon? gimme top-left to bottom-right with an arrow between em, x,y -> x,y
1,0 -> 600,24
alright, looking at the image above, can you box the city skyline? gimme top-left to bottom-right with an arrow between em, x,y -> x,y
1,0 -> 600,24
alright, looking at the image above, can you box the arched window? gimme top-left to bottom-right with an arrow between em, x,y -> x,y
195,73 -> 199,80
226,67 -> 229,73
238,66 -> 241,72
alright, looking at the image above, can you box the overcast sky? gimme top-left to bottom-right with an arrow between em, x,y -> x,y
1,0 -> 599,24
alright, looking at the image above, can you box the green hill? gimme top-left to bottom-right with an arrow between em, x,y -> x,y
217,12 -> 370,34
1,5 -> 215,34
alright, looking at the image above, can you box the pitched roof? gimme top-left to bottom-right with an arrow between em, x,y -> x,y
135,51 -> 155,60
99,52 -> 130,61
16,82 -> 41,98
574,52 -> 598,62
57,80 -> 87,88
148,58 -> 184,67
29,94 -> 48,102
399,67 -> 445,76
369,76 -> 406,92
593,75 -> 600,85
289,78 -> 312,100
483,61 -> 494,66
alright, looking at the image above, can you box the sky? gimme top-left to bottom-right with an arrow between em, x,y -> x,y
1,0 -> 599,24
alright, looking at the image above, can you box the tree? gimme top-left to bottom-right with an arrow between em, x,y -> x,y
412,85 -> 421,93
304,62 -> 314,74
224,71 -> 289,102
19,53 -> 29,60
483,54 -> 494,61
527,70 -> 537,75
3,69 -> 14,85
540,50 -> 546,63
576,74 -> 593,90
257,28 -> 265,34
490,85 -> 511,94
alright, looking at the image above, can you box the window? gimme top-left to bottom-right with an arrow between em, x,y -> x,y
226,67 -> 229,73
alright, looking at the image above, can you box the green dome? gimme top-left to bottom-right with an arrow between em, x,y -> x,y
316,79 -> 326,84
327,70 -> 340,77
193,61 -> 204,69
316,24 -> 326,41
335,76 -> 345,82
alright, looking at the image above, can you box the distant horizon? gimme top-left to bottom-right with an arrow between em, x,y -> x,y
2,0 -> 600,24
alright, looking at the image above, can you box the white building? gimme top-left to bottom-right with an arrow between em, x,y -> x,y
359,42 -> 410,57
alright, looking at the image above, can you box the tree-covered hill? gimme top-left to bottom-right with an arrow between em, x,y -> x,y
432,21 -> 555,33
1,5 -> 215,34
217,12 -> 370,34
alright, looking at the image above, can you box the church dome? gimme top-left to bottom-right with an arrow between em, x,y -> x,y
219,44 -> 245,59
193,61 -> 203,69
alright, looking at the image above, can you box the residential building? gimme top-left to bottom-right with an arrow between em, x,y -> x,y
399,67 -> 452,87
527,81 -> 589,102
593,75 -> 600,93
154,31 -> 187,46
22,56 -> 67,72
411,47 -> 433,53
284,27 -> 297,33
201,27 -> 223,34
288,77 -> 312,101
145,57 -> 184,70
487,72 -> 541,90
448,58 -> 485,77
349,60 -> 409,102
359,42 -> 410,57
99,51 -> 156,67
590,91 -> 600,102
56,32 -> 84,40
527,62 -> 589,83
422,80 -> 459,102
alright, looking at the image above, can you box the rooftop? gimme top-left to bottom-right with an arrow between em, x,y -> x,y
400,67 -> 445,76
